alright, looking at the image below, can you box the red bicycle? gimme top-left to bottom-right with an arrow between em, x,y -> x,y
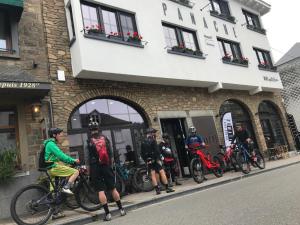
188,144 -> 223,184
217,145 -> 238,172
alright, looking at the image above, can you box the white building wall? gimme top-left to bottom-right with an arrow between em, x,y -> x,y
65,0 -> 282,93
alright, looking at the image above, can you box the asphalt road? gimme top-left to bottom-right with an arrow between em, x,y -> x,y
88,164 -> 300,225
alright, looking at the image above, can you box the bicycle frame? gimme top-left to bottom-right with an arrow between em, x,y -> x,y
238,144 -> 252,163
192,149 -> 220,170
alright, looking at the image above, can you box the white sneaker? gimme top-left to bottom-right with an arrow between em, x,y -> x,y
62,187 -> 73,195
104,213 -> 112,221
120,209 -> 126,216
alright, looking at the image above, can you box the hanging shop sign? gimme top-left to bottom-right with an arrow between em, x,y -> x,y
0,81 -> 50,90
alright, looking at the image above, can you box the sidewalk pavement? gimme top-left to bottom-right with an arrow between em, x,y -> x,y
2,153 -> 300,225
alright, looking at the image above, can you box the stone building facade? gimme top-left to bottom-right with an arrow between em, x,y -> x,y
0,0 -> 50,218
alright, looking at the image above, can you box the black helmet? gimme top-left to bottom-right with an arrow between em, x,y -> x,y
48,128 -> 63,138
162,133 -> 169,139
145,127 -> 157,134
88,120 -> 99,130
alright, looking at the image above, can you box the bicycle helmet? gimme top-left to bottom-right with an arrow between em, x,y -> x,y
88,120 -> 99,130
189,126 -> 197,134
48,128 -> 63,138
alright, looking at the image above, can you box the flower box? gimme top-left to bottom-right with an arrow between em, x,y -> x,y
108,33 -> 123,41
194,50 -> 203,56
172,46 -> 185,53
126,32 -> 142,44
222,55 -> 231,62
184,48 -> 194,55
210,10 -> 220,16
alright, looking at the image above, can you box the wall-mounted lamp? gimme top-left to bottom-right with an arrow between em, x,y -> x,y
32,102 -> 42,119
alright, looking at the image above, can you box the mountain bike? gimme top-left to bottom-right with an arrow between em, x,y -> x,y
217,145 -> 238,172
235,143 -> 265,174
189,144 -> 223,184
10,165 -> 101,225
132,162 -> 154,192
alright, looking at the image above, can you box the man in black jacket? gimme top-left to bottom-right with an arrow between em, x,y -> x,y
87,120 -> 126,221
141,128 -> 175,195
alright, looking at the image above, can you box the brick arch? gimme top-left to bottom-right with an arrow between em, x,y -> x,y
63,89 -> 152,128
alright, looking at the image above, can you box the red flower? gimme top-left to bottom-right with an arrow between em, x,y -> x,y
133,32 -> 138,37
127,32 -> 131,36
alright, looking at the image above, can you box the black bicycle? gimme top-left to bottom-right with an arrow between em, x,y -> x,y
10,165 -> 101,225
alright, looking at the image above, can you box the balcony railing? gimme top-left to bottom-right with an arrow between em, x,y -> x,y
168,0 -> 195,8
246,24 -> 266,35
210,10 -> 236,24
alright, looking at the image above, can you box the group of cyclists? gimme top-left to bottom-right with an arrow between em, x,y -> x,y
43,119 -> 254,221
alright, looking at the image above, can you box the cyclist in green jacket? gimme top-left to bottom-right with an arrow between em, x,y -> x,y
44,128 -> 79,195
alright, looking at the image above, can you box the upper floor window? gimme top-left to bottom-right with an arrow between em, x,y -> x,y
81,2 -> 142,47
253,48 -> 276,71
218,38 -> 248,66
0,7 -> 19,56
67,4 -> 76,44
242,10 -> 266,35
0,10 -> 12,53
210,0 -> 235,23
163,23 -> 203,58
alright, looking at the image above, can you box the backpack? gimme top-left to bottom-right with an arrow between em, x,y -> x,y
38,143 -> 54,170
91,137 -> 110,165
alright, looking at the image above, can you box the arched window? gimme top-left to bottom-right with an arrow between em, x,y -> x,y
67,99 -> 146,165
219,100 -> 256,145
258,101 -> 287,148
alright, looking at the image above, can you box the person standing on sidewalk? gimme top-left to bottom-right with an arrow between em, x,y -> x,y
87,119 -> 126,221
159,133 -> 182,186
141,128 -> 175,195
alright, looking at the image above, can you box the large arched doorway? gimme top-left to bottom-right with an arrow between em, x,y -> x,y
67,98 -> 147,165
258,101 -> 287,148
219,100 -> 256,146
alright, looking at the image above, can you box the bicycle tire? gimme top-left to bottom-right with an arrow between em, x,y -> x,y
254,150 -> 265,169
10,184 -> 53,225
217,152 -> 227,172
75,180 -> 101,212
230,154 -> 238,172
132,167 -> 153,192
64,194 -> 79,210
211,156 -> 223,178
236,151 -> 250,174
190,158 -> 204,184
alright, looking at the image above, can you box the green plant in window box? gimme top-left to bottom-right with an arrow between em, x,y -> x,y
108,32 -> 123,40
85,24 -> 105,36
232,57 -> 239,63
240,57 -> 249,65
172,44 -> 185,53
194,49 -> 203,56
222,54 -> 231,62
126,32 -> 143,44
0,150 -> 17,182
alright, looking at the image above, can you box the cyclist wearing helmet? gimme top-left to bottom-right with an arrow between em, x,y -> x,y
159,133 -> 181,186
44,128 -> 79,197
185,126 -> 205,151
86,119 -> 126,221
141,128 -> 175,195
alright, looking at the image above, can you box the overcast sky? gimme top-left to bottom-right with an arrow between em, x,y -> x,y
262,0 -> 300,63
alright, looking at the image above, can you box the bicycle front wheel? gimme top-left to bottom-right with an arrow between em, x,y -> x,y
132,167 -> 154,192
254,150 -> 265,169
236,151 -> 250,174
190,158 -> 204,184
211,156 -> 223,178
10,184 -> 53,225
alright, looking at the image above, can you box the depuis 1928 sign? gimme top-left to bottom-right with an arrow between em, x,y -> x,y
0,82 -> 41,89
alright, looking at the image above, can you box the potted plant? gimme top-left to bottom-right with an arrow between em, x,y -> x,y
194,49 -> 203,56
107,32 -> 123,40
184,47 -> 194,55
172,44 -> 185,53
232,57 -> 239,63
0,150 -> 16,182
85,24 -> 105,37
240,57 -> 249,65
222,54 -> 231,62
259,61 -> 269,68
127,32 -> 143,44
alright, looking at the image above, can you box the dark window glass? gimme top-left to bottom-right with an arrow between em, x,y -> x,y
211,0 -> 231,16
0,10 -> 12,51
162,23 -> 199,51
217,38 -> 242,59
0,110 -> 17,153
68,5 -> 76,37
253,48 -> 273,66
120,13 -> 135,37
102,9 -> 118,34
163,26 -> 178,48
243,10 -> 261,29
81,4 -> 98,28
